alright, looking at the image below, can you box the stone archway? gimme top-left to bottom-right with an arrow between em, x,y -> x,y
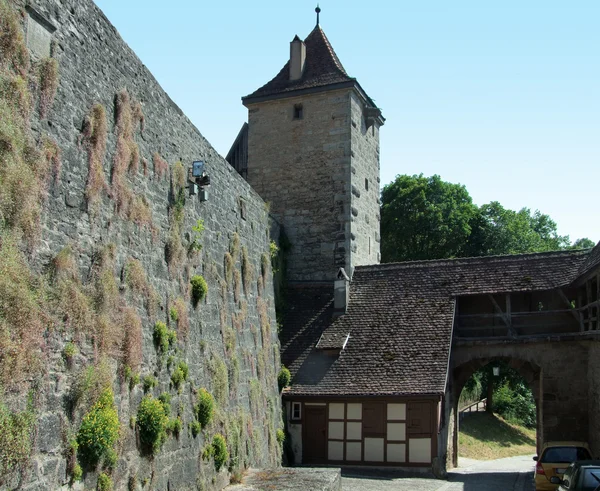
442,338 -> 592,471
448,357 -> 541,467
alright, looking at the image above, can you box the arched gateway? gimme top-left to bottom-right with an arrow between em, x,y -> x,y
280,245 -> 600,474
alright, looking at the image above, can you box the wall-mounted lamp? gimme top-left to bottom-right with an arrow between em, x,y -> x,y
492,366 -> 500,377
189,160 -> 210,201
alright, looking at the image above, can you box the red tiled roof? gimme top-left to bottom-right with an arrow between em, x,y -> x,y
282,249 -> 590,398
242,26 -> 354,103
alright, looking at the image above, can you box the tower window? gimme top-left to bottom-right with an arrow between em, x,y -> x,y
293,103 -> 303,120
365,178 -> 369,191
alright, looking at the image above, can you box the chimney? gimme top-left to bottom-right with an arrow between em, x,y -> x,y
333,268 -> 350,316
289,35 -> 306,81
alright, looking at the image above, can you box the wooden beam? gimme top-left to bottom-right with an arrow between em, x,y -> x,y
487,294 -> 516,336
557,288 -> 583,326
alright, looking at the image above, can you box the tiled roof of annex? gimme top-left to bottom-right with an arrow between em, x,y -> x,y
242,25 -> 355,103
281,249 -> 590,398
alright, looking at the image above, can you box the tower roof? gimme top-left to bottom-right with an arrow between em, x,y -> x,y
242,25 -> 361,104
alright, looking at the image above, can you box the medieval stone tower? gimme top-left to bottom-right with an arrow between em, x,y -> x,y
229,10 -> 384,282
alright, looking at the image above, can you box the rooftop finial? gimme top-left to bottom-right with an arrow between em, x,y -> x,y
315,4 -> 321,26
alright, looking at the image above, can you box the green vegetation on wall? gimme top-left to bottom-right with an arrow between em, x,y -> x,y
77,388 -> 119,467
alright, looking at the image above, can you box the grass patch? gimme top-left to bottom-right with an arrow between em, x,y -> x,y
152,152 -> 168,180
0,231 -> 47,388
122,307 -> 142,372
112,89 -> 142,216
38,57 -> 58,119
0,0 -> 30,73
170,297 -> 189,338
0,390 -> 35,482
83,103 -> 108,213
458,412 -> 536,460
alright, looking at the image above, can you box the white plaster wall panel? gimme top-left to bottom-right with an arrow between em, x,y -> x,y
388,403 -> 406,420
387,443 -> 406,463
329,403 -> 345,420
387,422 -> 406,441
328,421 -> 344,440
328,441 -> 344,461
289,423 -> 303,465
409,438 -> 432,463
364,438 -> 384,462
346,442 -> 362,461
346,422 -> 362,440
347,403 -> 362,420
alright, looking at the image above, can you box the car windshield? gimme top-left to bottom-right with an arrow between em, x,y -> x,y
581,468 -> 600,491
541,447 -> 591,463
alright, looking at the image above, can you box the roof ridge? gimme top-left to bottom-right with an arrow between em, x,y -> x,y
356,248 -> 591,271
305,25 -> 348,76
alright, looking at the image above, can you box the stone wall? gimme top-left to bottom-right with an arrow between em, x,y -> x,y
1,0 -> 282,489
448,338 -> 594,468
349,92 -> 381,271
246,89 -> 353,282
245,88 -> 382,282
588,342 -> 600,457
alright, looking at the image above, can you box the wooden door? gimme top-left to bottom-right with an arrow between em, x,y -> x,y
303,407 -> 327,463
407,402 -> 432,435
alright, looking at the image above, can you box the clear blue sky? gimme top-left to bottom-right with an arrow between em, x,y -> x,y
94,0 -> 599,243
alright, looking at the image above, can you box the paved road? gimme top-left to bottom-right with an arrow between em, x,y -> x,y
342,455 -> 536,490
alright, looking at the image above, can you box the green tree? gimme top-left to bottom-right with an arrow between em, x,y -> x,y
464,202 -> 570,257
380,174 -> 592,261
570,238 -> 595,249
380,174 -> 476,262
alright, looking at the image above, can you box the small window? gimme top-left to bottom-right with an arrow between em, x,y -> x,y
365,178 -> 369,191
291,402 -> 301,420
293,103 -> 303,120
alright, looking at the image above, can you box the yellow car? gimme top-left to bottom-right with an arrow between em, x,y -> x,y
534,442 -> 592,490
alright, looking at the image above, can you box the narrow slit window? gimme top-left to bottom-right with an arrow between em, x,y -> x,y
291,402 -> 301,420
365,178 -> 369,191
293,103 -> 303,120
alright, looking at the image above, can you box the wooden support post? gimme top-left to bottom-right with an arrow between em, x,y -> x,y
558,288 -> 582,325
488,294 -> 515,337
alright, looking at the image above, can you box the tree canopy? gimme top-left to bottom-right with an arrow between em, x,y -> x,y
380,174 -> 594,263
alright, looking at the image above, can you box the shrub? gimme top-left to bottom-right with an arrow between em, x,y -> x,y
212,434 -> 229,471
170,368 -> 184,389
142,375 -> 157,393
224,252 -> 234,286
71,463 -> 82,482
153,322 -> 169,353
77,388 -> 119,467
278,366 -> 291,391
195,389 -> 214,428
276,429 -> 285,445
167,417 -> 182,436
137,395 -> 168,454
188,219 -> 204,255
190,421 -> 201,438
169,306 -> 178,322
158,393 -> 171,416
97,472 -> 113,491
63,342 -> 77,359
191,275 -> 208,307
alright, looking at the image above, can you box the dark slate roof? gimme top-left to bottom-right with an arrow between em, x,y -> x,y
577,242 -> 600,280
242,26 -> 354,102
281,249 -> 589,398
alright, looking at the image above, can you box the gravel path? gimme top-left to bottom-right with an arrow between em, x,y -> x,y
342,454 -> 536,490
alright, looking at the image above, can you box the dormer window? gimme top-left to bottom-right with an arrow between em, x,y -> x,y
293,103 -> 303,120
